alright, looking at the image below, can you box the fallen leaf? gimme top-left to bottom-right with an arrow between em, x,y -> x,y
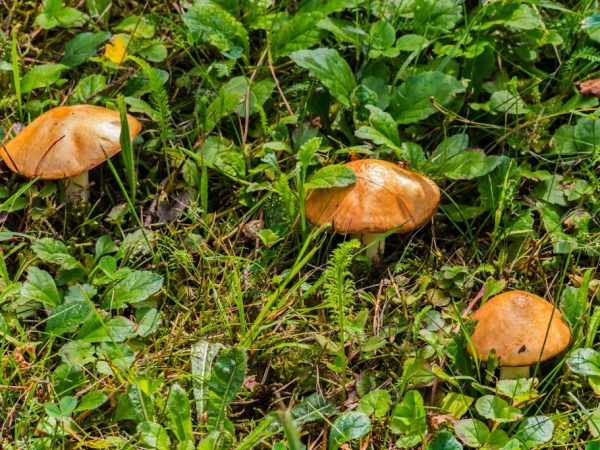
105,35 -> 128,64
578,78 -> 600,97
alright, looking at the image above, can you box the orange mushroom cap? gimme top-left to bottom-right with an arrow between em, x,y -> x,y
0,105 -> 142,179
470,290 -> 571,366
304,159 -> 440,234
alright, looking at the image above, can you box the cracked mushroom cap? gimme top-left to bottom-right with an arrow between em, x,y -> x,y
470,290 -> 571,366
304,159 -> 440,234
0,105 -> 142,179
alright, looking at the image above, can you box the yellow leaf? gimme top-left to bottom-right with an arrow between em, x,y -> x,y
105,35 -> 128,64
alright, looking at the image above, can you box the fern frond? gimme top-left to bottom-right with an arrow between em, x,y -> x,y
322,240 -> 361,341
129,55 -> 174,144
564,46 -> 600,74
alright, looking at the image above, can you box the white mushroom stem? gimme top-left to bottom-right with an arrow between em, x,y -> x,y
500,366 -> 530,379
65,171 -> 89,202
352,233 -> 385,261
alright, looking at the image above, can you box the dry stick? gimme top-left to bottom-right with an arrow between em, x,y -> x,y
242,49 -> 268,146
267,46 -> 294,116
429,286 -> 486,405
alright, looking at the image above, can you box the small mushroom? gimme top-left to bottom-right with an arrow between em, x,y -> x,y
470,290 -> 571,379
304,159 -> 440,260
0,105 -> 142,201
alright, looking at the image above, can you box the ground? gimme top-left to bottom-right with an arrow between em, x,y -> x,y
0,1 -> 599,449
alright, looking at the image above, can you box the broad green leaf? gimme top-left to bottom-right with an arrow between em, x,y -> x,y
78,316 -> 135,343
270,12 -> 325,58
72,74 -> 107,103
440,392 -> 473,419
182,3 -> 248,56
561,279 -> 589,329
480,2 -> 542,31
567,348 -> 600,376
355,105 -> 400,149
21,267 -> 60,307
430,149 -> 503,180
58,340 -> 96,366
389,71 -> 464,124
290,48 -> 356,107
390,390 -> 426,436
75,391 -> 108,412
96,342 -> 135,375
137,421 -> 171,450
329,411 -> 371,450
135,308 -> 162,337
206,347 -> 247,431
453,419 -> 489,447
475,395 -> 522,423
538,203 -> 579,254
237,394 -> 335,450
46,299 -> 92,335
60,31 -> 110,67
103,270 -> 163,309
304,165 -> 356,190
514,416 -> 554,447
167,383 -> 193,443
427,431 -> 463,450
191,341 -> 223,424
357,389 -> 392,418
413,0 -> 463,32
31,238 -> 82,271
21,64 -> 68,93
113,15 -> 155,38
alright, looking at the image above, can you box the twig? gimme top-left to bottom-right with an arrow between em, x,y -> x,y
267,46 -> 294,116
242,49 -> 268,145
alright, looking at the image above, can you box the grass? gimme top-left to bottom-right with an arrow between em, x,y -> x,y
0,0 -> 599,449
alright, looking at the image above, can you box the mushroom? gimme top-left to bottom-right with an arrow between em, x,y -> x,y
304,159 -> 440,260
470,290 -> 571,379
0,105 -> 142,201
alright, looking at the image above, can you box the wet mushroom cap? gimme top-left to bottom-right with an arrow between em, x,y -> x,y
0,105 -> 142,179
304,159 -> 440,234
470,290 -> 571,366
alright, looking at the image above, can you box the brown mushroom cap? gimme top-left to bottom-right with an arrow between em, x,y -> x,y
470,290 -> 571,366
304,159 -> 440,234
0,105 -> 142,179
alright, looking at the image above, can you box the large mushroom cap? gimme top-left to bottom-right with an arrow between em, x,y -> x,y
0,105 -> 142,179
304,159 -> 440,234
470,290 -> 571,366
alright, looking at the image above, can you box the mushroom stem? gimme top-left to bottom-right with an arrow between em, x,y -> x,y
65,171 -> 89,202
500,366 -> 530,379
352,232 -> 384,260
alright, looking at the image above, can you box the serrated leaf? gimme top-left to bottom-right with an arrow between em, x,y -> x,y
21,267 -> 60,307
58,340 -> 96,366
305,165 -> 356,190
103,270 -> 163,309
290,48 -> 356,107
31,238 -> 82,271
329,411 -> 371,450
389,71 -> 464,124
271,12 -> 325,58
46,299 -> 92,335
78,316 -> 134,343
182,3 -> 248,56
